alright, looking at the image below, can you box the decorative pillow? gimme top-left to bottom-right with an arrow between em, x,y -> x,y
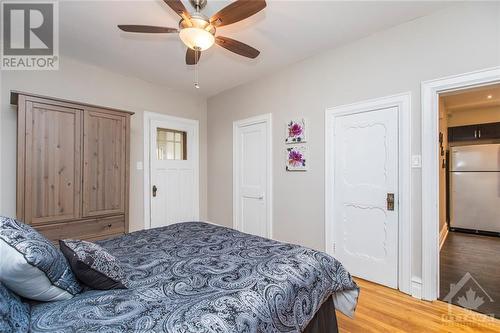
0,216 -> 82,301
0,283 -> 30,333
59,239 -> 127,290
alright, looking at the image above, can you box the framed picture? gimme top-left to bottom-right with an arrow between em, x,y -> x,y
285,118 -> 306,144
286,145 -> 308,171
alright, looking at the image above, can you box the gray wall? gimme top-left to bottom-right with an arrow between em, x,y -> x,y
0,56 -> 208,231
207,3 -> 500,282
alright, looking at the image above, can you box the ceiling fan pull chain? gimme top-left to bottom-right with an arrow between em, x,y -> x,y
194,48 -> 200,89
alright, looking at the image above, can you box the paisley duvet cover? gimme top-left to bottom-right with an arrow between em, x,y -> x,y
29,222 -> 358,332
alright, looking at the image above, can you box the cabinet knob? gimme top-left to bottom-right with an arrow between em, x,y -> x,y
107,224 -> 112,228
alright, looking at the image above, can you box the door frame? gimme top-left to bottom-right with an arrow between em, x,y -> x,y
233,113 -> 273,238
421,66 -> 500,301
325,92 -> 413,296
143,111 -> 200,229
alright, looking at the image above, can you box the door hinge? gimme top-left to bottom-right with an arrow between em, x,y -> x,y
332,242 -> 336,254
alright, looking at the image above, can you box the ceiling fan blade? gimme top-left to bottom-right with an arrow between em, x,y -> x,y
118,25 -> 178,33
163,0 -> 191,20
210,0 -> 266,27
215,36 -> 260,58
186,48 -> 201,65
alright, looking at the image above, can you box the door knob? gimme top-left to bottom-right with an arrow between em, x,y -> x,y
152,185 -> 158,197
387,193 -> 395,211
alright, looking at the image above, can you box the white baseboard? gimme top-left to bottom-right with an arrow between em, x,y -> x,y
439,223 -> 449,251
411,277 -> 422,299
202,220 -> 224,227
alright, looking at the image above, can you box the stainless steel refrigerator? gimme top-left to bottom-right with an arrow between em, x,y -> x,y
450,143 -> 500,233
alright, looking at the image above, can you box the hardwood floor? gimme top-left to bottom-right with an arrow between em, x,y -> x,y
440,232 -> 500,318
337,278 -> 500,332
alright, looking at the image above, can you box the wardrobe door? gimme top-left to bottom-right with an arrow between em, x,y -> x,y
83,110 -> 126,217
24,101 -> 83,225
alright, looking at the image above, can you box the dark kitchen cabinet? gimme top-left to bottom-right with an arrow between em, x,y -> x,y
477,122 -> 500,140
448,122 -> 500,142
448,125 -> 478,142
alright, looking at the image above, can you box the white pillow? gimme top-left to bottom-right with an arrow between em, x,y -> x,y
0,217 -> 81,301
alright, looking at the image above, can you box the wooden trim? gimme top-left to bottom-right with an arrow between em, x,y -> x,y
124,114 -> 131,233
84,105 -> 133,118
16,95 -> 26,221
421,66 -> 500,301
10,91 -> 135,115
439,223 -> 449,251
325,92 -> 413,296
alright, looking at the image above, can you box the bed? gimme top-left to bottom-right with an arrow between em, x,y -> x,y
28,222 -> 359,332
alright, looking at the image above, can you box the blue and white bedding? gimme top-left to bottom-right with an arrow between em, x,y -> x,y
29,222 -> 359,332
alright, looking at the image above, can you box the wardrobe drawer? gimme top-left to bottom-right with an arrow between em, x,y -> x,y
36,215 -> 125,243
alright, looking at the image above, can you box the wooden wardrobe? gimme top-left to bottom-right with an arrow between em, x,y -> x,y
12,91 -> 133,243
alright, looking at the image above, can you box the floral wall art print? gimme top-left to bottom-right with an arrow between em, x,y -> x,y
285,119 -> 306,144
286,146 -> 308,171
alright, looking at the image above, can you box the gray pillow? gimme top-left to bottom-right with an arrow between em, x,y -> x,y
59,239 -> 127,290
0,216 -> 82,301
0,282 -> 30,333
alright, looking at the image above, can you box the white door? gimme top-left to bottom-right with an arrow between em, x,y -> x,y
150,118 -> 199,228
332,106 -> 399,288
233,115 -> 272,238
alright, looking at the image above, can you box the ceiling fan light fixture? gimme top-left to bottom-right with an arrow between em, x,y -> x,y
179,14 -> 215,51
118,0 -> 266,65
179,27 -> 215,51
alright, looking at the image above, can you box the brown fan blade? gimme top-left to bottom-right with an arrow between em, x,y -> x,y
210,0 -> 266,27
163,0 -> 191,20
186,48 -> 201,65
215,36 -> 260,59
118,25 -> 178,33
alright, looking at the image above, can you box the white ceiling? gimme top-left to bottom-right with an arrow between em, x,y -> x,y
59,0 -> 453,96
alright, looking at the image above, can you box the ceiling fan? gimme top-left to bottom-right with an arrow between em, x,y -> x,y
118,0 -> 266,66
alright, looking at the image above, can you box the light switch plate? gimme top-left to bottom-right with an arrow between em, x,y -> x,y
136,161 -> 143,170
412,155 -> 422,168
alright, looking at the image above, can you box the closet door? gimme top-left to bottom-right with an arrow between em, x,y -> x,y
83,110 -> 126,217
24,101 -> 83,225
